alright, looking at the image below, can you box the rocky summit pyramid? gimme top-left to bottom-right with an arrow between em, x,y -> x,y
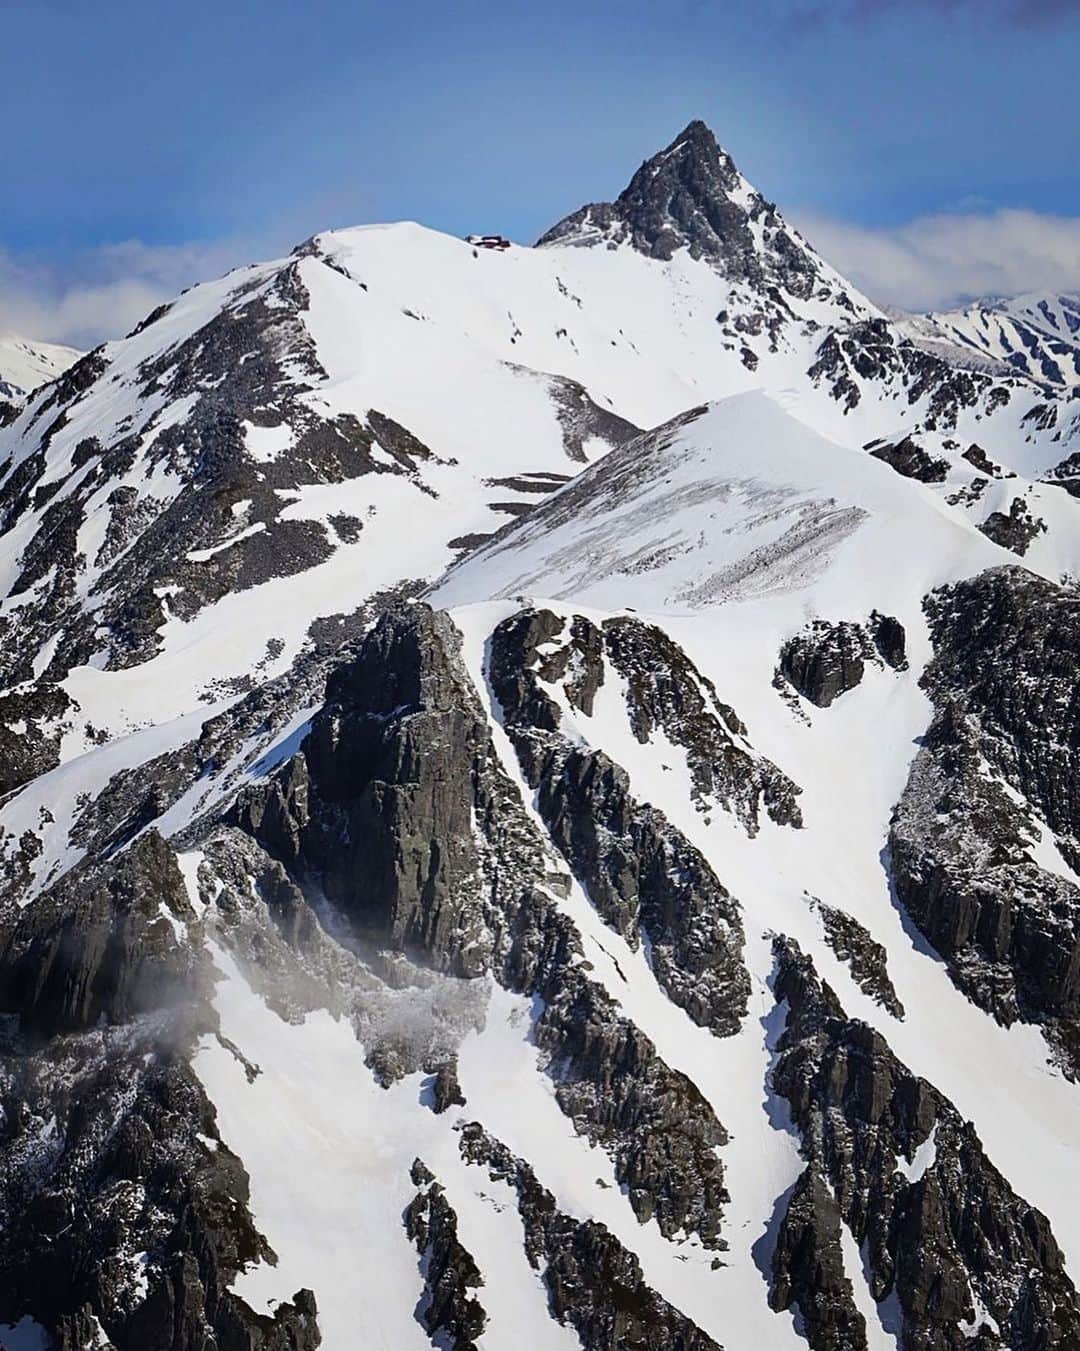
539,120 -> 848,299
1,121 -> 1080,1351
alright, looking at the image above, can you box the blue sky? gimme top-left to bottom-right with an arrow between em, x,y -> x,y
2,0 -> 1079,343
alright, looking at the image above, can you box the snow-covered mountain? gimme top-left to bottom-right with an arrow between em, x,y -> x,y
2,121 -> 1080,1351
899,291 -> 1080,389
0,331 -> 81,405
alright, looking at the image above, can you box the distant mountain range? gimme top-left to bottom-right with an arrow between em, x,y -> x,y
897,291 -> 1080,388
1,120 -> 1079,1351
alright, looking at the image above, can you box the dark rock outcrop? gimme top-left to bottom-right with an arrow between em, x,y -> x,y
977,497 -> 1047,556
234,604 -> 497,978
770,1165 -> 867,1350
778,621 -> 869,708
405,1160 -> 487,1350
778,614 -> 907,708
870,611 -> 908,671
0,832 -> 201,1039
1043,448 -> 1080,498
961,444 -> 1003,478
539,121 -> 814,293
890,568 -> 1080,1069
0,681 -> 72,797
810,897 -> 904,1018
771,938 -> 1080,1350
429,1059 -> 466,1114
458,1124 -> 720,1351
868,436 -> 950,484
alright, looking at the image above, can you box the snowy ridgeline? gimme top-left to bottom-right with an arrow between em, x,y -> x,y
0,333 -> 80,401
0,119 -> 1079,1351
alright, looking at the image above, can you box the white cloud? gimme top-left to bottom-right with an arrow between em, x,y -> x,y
792,205 -> 1080,312
6,202 -> 1080,345
0,232 -> 290,349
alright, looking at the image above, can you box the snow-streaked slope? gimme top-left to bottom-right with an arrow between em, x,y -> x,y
433,390 -> 1078,615
900,291 -> 1080,389
314,218 -> 1075,470
435,390 -> 1080,1288
0,332 -> 81,400
1,117 -> 1076,798
1,213 -> 1074,793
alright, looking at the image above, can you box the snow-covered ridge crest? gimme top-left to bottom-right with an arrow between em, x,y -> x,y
0,331 -> 81,405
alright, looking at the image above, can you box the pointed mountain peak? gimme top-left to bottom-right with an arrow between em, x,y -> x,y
536,118 -> 754,262
667,117 -> 718,146
536,119 -> 844,314
661,118 -> 729,162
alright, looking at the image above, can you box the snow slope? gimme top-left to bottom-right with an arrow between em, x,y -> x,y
0,332 -> 81,400
434,391 -> 1080,610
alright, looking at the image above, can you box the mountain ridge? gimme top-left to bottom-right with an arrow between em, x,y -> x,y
898,290 -> 1080,389
1,120 -> 1079,1351
0,331 -> 81,421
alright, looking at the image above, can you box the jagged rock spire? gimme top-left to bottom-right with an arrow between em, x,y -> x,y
537,120 -> 745,260
537,119 -> 826,304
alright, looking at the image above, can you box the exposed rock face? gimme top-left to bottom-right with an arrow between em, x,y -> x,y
770,1165 -> 867,1351
867,435 -> 950,483
234,604 -> 498,978
0,681 -> 72,797
405,1160 -> 487,1350
540,122 -> 807,287
962,444 -> 1004,478
0,835 -> 320,1350
538,119 -> 863,352
429,1059 -> 466,1113
458,1124 -> 721,1351
870,611 -> 908,671
890,568 -> 1080,1069
233,602 -> 734,1246
1044,448 -> 1080,497
771,938 -> 1080,1350
0,831 -> 201,1039
779,621 -> 868,707
809,317 -> 1014,429
810,897 -> 904,1018
778,614 -> 906,708
489,607 -> 753,1037
602,615 -> 803,830
977,496 -> 1047,556
917,570 -> 1080,857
